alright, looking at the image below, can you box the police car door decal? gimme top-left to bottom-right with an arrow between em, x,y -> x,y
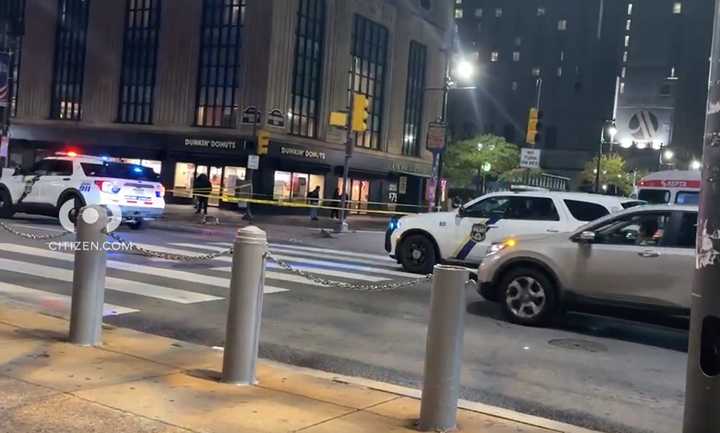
452,215 -> 502,260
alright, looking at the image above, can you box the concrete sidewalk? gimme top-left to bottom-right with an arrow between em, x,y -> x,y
0,305 -> 599,433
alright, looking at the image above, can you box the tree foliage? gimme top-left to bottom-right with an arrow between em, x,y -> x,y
444,134 -> 520,187
580,153 -> 634,196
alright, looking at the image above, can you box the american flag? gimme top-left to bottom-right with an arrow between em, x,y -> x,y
0,53 -> 9,108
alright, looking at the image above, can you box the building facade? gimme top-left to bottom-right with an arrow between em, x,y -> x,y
450,0 -> 713,176
5,0 -> 452,209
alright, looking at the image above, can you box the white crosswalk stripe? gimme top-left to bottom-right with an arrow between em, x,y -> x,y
0,282 -> 138,316
0,237 -> 415,315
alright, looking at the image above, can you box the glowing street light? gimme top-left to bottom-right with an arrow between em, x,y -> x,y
454,58 -> 476,82
663,149 -> 675,161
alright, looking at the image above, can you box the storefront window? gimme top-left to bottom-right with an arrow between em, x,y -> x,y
174,162 -> 196,198
338,178 -> 370,214
223,167 -> 247,198
274,171 -> 324,201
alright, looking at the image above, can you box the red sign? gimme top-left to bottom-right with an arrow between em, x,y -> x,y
639,179 -> 702,189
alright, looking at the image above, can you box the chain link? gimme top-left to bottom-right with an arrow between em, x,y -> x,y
106,231 -> 235,261
0,220 -> 72,240
266,251 -> 432,292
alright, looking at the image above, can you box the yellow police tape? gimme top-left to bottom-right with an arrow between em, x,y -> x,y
167,188 -> 419,216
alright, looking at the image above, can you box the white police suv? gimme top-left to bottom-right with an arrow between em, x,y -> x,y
0,153 -> 165,229
386,190 -> 642,274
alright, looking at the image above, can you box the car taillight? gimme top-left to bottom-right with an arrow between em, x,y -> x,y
95,180 -> 118,194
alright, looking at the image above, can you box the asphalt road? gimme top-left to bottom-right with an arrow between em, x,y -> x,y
0,216 -> 689,433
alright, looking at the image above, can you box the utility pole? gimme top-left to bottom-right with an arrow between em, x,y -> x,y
337,90 -> 354,233
683,0 -> 720,431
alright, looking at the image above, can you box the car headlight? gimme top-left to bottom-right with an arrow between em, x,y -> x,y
388,217 -> 402,233
486,239 -> 517,256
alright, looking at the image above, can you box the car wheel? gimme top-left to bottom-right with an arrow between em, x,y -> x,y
59,194 -> 86,225
498,267 -> 558,326
0,189 -> 14,218
398,234 -> 437,274
128,219 -> 144,230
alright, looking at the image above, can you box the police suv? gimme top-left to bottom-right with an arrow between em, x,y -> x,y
386,190 -> 642,274
0,153 -> 165,229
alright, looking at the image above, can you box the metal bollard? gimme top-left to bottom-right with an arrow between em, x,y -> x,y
222,226 -> 267,385
69,205 -> 108,346
418,265 -> 469,432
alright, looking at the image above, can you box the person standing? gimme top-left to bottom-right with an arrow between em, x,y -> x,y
193,173 -> 211,215
307,186 -> 321,221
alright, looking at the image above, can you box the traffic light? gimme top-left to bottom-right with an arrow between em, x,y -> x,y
526,108 -> 544,145
351,93 -> 370,132
257,129 -> 271,155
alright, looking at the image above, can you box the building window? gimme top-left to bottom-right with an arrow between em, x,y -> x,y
349,15 -> 389,150
50,0 -> 91,121
511,81 -> 518,92
624,35 -> 630,47
627,3 -> 633,15
557,19 -> 567,30
673,2 -> 682,14
455,0 -> 461,3
490,51 -> 499,62
623,51 -> 628,63
670,66 -> 677,78
512,51 -> 520,62
557,66 -> 563,77
620,82 -> 625,94
454,8 -> 463,18
194,0 -> 246,128
537,7 -> 546,16
402,41 -> 427,156
9,0 -> 25,118
474,8 -> 483,17
560,50 -> 565,61
660,84 -> 672,96
626,19 -> 631,30
495,8 -> 502,17
117,0 -> 161,125
477,22 -> 482,31
514,36 -> 522,46
290,0 -> 326,138
531,67 -> 541,77
621,67 -> 626,78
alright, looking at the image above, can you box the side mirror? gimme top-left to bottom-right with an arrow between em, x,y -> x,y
576,231 -> 596,243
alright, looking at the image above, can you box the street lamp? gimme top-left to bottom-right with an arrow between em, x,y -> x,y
595,120 -> 617,193
663,149 -> 675,161
454,58 -> 475,82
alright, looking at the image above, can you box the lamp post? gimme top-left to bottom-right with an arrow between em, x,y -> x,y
426,55 -> 476,212
595,121 -> 617,193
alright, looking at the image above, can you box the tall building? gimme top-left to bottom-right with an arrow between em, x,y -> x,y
6,0 -> 452,209
451,0 -> 714,176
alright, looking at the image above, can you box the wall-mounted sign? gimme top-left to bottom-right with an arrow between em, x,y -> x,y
247,154 -> 260,170
241,106 -> 262,125
280,146 -> 327,161
390,160 -> 433,177
184,138 -> 238,150
267,109 -> 286,128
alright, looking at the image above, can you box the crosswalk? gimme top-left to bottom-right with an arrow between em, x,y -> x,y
0,237 -> 416,319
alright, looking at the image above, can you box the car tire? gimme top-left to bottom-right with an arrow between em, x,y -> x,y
128,219 -> 144,230
0,189 -> 15,219
398,234 -> 437,274
498,267 -> 558,326
59,193 -> 86,225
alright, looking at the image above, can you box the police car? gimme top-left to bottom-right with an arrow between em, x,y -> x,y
386,190 -> 642,274
0,152 -> 165,229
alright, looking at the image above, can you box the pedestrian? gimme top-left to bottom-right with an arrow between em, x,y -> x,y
237,180 -> 254,221
330,188 -> 340,219
193,173 -> 212,215
308,186 -> 321,221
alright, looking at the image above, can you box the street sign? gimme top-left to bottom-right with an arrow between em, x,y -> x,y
247,154 -> 259,170
267,109 -> 285,128
520,148 -> 542,169
0,53 -> 9,108
426,122 -> 447,152
241,106 -> 261,125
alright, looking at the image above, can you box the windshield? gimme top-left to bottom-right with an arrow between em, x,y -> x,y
81,162 -> 160,182
638,189 -> 671,204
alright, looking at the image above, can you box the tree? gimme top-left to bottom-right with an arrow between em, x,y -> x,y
444,134 -> 520,187
580,153 -> 634,196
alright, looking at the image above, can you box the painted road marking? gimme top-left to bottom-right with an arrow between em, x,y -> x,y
0,282 -> 138,316
213,241 -> 394,262
0,257 -> 222,304
0,244 -> 292,292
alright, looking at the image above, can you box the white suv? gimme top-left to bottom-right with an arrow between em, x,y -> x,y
386,190 -> 642,274
0,154 -> 165,229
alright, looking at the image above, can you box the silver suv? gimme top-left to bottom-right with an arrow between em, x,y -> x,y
477,205 -> 698,326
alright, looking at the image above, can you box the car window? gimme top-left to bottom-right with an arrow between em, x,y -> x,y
31,160 -> 73,176
564,200 -> 609,222
81,162 -> 160,182
504,197 -> 560,221
676,191 -> 700,205
638,189 -> 671,204
674,212 -> 698,249
463,196 -> 512,219
594,212 -> 672,247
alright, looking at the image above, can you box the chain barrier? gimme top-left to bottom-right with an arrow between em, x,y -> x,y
0,220 -> 72,240
105,231 -> 234,261
266,251 -> 433,292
